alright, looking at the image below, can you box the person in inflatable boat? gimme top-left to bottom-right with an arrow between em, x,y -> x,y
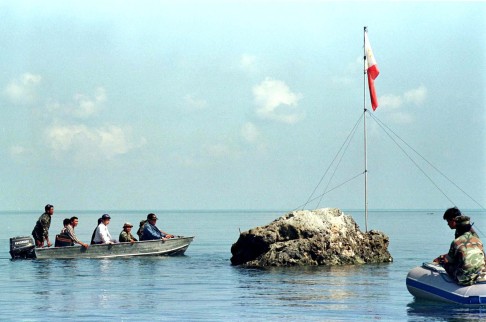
434,209 -> 485,286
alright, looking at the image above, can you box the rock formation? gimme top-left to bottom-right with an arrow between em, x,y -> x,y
230,208 -> 392,267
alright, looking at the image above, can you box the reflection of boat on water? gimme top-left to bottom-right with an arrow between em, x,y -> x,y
407,298 -> 486,320
406,263 -> 486,305
9,235 -> 194,259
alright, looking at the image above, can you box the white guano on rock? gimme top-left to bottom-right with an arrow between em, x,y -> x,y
230,208 -> 393,267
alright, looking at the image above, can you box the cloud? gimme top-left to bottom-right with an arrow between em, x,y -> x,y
253,78 -> 304,124
183,94 -> 207,110
404,85 -> 427,105
240,54 -> 258,73
241,122 -> 260,143
331,56 -> 363,86
9,145 -> 26,156
379,85 -> 427,123
4,73 -> 42,105
380,85 -> 427,110
380,94 -> 403,110
73,87 -> 107,118
45,124 -> 146,161
45,87 -> 107,118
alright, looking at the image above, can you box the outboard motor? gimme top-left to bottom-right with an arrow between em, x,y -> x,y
10,236 -> 36,259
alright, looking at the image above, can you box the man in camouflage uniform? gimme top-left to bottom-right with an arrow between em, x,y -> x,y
32,204 -> 54,248
435,213 -> 485,285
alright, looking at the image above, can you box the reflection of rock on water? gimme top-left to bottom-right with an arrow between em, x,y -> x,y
235,264 -> 391,312
230,208 -> 393,267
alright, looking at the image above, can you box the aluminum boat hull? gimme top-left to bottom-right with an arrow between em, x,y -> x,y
33,236 -> 194,259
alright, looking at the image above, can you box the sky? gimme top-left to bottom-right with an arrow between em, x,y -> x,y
0,1 -> 485,211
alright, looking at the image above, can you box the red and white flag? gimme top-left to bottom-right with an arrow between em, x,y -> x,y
365,32 -> 380,110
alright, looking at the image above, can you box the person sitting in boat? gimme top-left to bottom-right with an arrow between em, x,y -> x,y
119,222 -> 138,243
140,213 -> 174,241
93,214 -> 117,244
32,204 -> 54,248
56,216 -> 89,248
90,217 -> 102,245
60,218 -> 70,233
434,214 -> 485,285
55,218 -> 73,247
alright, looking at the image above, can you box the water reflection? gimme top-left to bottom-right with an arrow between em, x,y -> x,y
407,299 -> 486,321
234,263 -> 391,315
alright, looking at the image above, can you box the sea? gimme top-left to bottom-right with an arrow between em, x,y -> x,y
2,209 -> 486,321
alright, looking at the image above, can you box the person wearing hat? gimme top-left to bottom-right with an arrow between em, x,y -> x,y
140,213 -> 174,241
93,214 -> 116,244
434,209 -> 485,285
119,222 -> 138,243
32,204 -> 54,248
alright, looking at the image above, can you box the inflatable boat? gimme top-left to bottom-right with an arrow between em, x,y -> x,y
406,263 -> 486,305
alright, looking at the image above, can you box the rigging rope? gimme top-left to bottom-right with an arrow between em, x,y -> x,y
298,109 -> 484,217
368,112 -> 485,211
294,171 -> 364,212
301,114 -> 363,210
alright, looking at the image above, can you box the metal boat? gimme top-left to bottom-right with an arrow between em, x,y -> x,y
10,235 -> 194,259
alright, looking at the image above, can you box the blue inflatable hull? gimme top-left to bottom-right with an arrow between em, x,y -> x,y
406,263 -> 486,305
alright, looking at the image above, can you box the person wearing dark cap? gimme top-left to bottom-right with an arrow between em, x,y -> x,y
140,213 -> 174,241
434,209 -> 485,285
119,222 -> 138,243
93,214 -> 116,244
32,204 -> 54,248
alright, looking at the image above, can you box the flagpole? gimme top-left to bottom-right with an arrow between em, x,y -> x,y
363,26 -> 369,232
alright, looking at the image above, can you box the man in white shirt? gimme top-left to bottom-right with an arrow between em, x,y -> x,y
93,214 -> 116,244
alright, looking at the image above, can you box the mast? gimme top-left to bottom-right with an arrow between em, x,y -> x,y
363,26 -> 369,232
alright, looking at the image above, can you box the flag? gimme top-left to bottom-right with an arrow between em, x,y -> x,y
365,31 -> 379,110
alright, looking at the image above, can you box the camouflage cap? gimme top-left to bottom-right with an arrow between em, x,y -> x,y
455,215 -> 471,226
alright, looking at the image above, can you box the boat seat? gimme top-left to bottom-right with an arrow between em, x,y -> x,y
54,234 -> 73,247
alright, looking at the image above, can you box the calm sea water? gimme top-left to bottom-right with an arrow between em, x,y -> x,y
2,209 -> 486,321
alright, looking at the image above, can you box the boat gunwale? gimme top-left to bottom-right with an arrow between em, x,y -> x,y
34,236 -> 194,259
406,265 -> 486,305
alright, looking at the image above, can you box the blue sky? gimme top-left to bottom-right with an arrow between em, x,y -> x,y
1,1 -> 485,211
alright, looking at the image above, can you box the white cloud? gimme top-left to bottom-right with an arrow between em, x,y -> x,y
379,85 -> 428,123
183,94 -> 207,110
241,122 -> 260,143
380,94 -> 403,110
386,111 -> 414,124
73,87 -> 106,118
380,85 -> 428,110
45,124 -> 146,161
240,54 -> 258,73
40,87 -> 148,164
404,85 -> 427,105
253,78 -> 304,124
4,73 -> 42,105
331,56 -> 362,86
203,143 -> 241,159
45,87 -> 106,118
378,85 -> 427,123
9,145 -> 26,156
